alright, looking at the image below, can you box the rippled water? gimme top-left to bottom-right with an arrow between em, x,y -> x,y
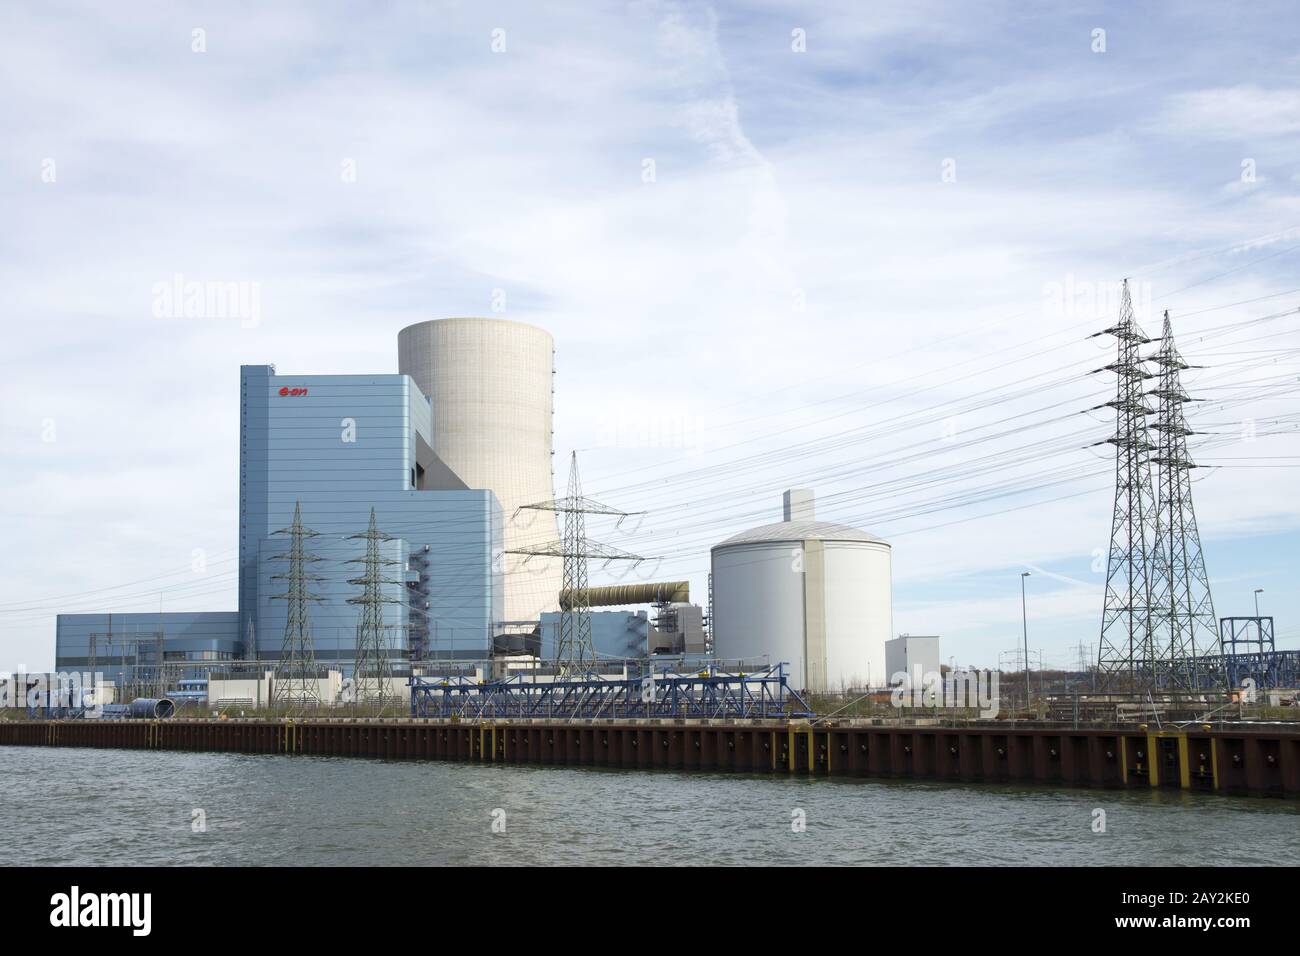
5,747 -> 1296,865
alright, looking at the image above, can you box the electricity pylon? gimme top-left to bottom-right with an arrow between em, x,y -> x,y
1091,280 -> 1161,692
270,501 -> 325,706
509,452 -> 642,676
347,508 -> 403,706
1148,310 -> 1220,688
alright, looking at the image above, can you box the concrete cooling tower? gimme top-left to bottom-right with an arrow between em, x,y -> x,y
398,318 -> 561,626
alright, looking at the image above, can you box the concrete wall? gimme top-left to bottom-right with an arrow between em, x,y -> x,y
208,673 -> 274,708
207,671 -> 409,709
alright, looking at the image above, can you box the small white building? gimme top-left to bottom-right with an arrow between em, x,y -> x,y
207,670 -> 349,709
885,635 -> 941,688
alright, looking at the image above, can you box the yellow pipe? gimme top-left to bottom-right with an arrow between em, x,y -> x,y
1177,734 -> 1190,790
1146,733 -> 1159,788
1120,737 -> 1128,785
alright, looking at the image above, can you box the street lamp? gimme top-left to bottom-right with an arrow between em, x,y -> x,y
1021,571 -> 1032,709
1254,588 -> 1264,618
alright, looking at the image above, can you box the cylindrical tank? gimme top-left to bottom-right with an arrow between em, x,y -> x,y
398,318 -> 561,624
710,491 -> 892,693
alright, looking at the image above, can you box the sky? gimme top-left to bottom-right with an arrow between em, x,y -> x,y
1,0 -> 1298,672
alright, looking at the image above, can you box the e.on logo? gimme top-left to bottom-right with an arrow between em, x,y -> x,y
278,387 -> 309,397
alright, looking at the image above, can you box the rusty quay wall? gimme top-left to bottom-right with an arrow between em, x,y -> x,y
2,719 -> 1298,799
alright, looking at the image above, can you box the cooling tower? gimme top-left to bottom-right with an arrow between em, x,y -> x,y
398,318 -> 560,626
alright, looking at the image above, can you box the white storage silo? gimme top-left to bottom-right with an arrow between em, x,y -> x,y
710,490 -> 892,693
398,318 -> 561,625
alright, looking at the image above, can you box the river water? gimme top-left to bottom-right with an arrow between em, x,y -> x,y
5,747 -> 1295,866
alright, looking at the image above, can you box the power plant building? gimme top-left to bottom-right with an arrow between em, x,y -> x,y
710,490 -> 892,693
238,364 -> 502,663
52,325 -> 899,702
56,361 -> 505,682
54,612 -> 242,687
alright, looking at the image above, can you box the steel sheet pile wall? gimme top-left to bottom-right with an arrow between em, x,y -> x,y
2,720 -> 1297,799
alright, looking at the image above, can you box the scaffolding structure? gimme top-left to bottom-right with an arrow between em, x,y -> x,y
1206,617 -> 1297,690
406,547 -> 431,661
409,663 -> 812,720
87,624 -> 170,700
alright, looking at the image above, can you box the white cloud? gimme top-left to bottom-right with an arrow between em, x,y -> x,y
1,1 -> 1298,670
1160,86 -> 1300,139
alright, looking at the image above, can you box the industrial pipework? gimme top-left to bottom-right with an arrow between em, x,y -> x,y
559,582 -> 689,610
127,698 -> 176,719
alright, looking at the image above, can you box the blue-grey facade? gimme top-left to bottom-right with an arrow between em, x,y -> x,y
54,612 -> 241,687
239,365 -> 503,664
55,364 -> 504,678
539,610 -> 650,660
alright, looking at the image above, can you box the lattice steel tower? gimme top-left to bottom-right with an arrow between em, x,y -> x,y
347,508 -> 403,705
1148,310 -> 1219,687
1092,280 -> 1161,691
270,501 -> 324,705
510,452 -> 641,676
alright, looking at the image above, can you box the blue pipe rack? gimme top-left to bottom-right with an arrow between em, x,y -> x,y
409,663 -> 813,720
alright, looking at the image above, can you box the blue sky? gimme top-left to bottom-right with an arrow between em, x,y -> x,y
1,0 -> 1297,670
